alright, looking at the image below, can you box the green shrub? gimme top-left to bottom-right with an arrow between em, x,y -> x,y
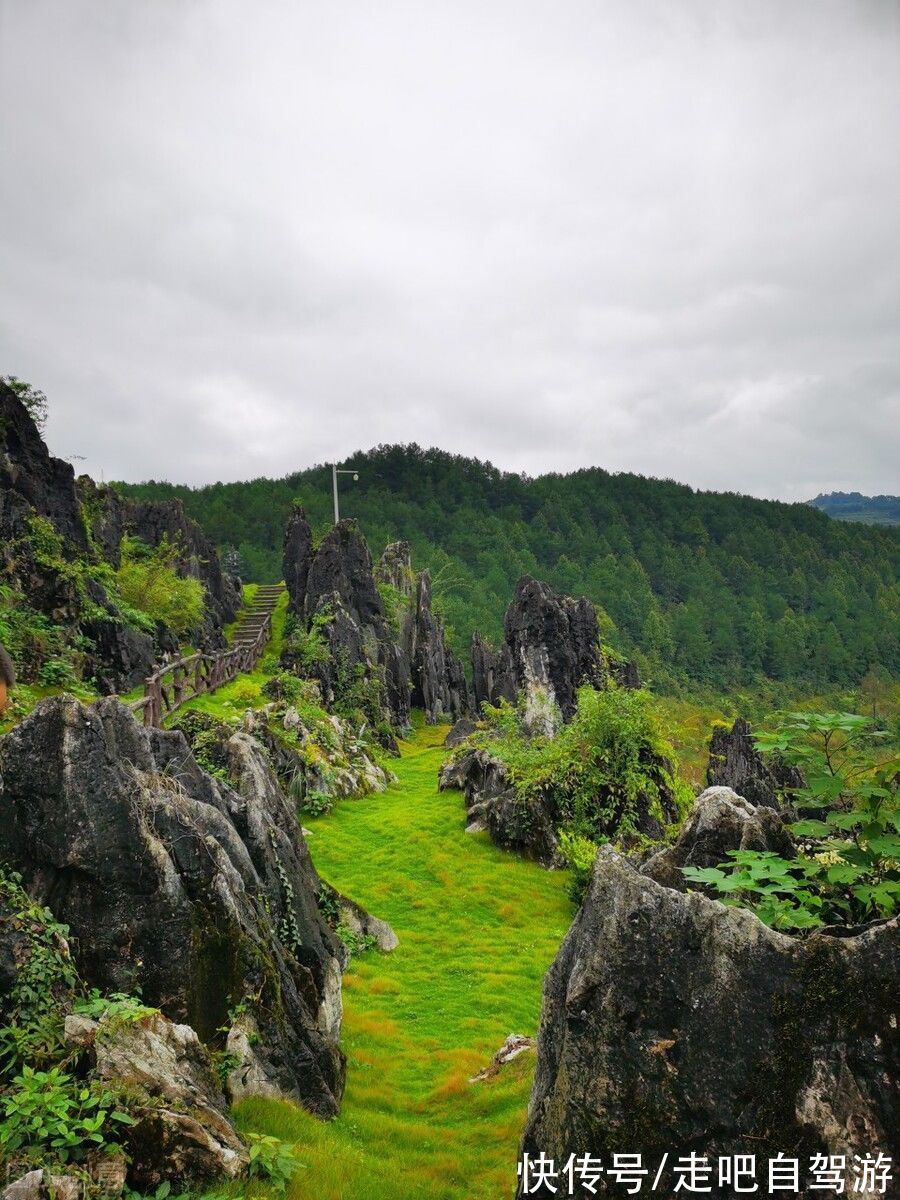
0,872 -> 156,1066
116,535 -> 205,637
37,657 -> 79,688
684,711 -> 899,930
300,790 -> 334,818
123,1183 -> 193,1200
231,679 -> 262,705
246,1130 -> 304,1192
474,686 -> 684,841
0,1065 -> 135,1164
557,829 -> 601,906
0,869 -> 77,1073
284,607 -> 331,672
335,923 -> 379,958
333,658 -> 386,736
376,580 -> 411,637
73,990 -> 158,1026
262,671 -> 307,702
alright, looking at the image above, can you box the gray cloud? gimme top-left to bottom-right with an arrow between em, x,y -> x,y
1,0 -> 898,499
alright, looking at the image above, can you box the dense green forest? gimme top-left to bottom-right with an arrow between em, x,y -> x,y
117,446 -> 900,694
809,491 -> 900,526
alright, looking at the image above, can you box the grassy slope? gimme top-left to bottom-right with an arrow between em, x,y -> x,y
234,721 -> 572,1200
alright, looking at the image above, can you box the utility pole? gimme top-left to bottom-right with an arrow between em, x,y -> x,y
331,463 -> 359,524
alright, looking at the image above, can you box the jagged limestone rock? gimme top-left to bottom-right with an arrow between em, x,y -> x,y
410,570 -> 470,724
471,577 -> 608,733
471,631 -> 516,709
503,577 -> 607,732
439,749 -> 559,863
519,844 -> 898,1198
375,539 -> 416,599
0,382 -> 238,690
641,785 -> 794,890
282,510 -> 411,729
283,511 -> 471,728
0,695 -> 345,1116
283,503 -> 315,616
707,717 -> 805,808
445,716 -> 478,747
0,384 -> 88,551
71,1012 -> 248,1189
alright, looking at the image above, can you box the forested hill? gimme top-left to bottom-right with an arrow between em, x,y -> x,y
117,445 -> 900,693
809,491 -> 900,527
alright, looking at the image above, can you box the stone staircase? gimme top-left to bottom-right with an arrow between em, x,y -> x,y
232,583 -> 284,647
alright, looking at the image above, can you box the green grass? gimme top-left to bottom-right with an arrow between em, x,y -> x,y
234,721 -> 572,1200
653,695 -> 727,790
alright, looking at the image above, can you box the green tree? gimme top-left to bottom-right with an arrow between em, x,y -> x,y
2,376 -> 48,433
113,444 -> 900,693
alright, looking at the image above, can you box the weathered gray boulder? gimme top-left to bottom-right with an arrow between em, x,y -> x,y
68,1012 -> 248,1188
519,845 -> 898,1197
236,705 -> 392,800
0,695 -> 346,1116
707,717 -> 806,808
445,716 -> 478,747
470,1034 -> 536,1082
439,749 -> 559,863
641,785 -> 794,890
2,1172 -> 83,1200
325,886 -> 399,953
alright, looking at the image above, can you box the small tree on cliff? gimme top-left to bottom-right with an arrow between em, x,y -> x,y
1,376 -> 48,433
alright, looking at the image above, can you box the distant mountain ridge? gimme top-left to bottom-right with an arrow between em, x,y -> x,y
809,492 -> 900,527
116,444 -> 900,694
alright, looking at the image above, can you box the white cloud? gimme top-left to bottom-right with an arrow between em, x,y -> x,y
0,0 -> 897,499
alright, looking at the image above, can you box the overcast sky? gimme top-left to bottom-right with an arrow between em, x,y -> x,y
1,1 -> 898,500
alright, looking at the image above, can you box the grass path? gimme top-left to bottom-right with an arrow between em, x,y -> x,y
235,721 -> 572,1200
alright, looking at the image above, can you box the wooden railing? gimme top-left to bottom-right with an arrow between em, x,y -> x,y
130,609 -> 273,728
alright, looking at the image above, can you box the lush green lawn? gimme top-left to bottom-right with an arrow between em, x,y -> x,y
234,721 -> 573,1200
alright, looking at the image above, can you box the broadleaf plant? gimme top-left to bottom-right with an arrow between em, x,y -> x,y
683,711 -> 898,930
